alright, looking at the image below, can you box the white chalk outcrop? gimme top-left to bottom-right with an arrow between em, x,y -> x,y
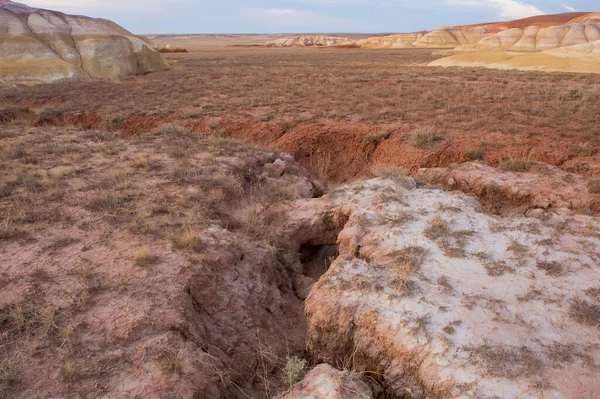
0,0 -> 170,84
287,176 -> 600,398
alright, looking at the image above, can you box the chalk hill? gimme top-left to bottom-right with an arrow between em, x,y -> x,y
0,0 -> 170,84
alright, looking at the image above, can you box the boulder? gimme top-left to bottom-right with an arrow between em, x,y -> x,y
0,0 -> 170,84
280,364 -> 373,399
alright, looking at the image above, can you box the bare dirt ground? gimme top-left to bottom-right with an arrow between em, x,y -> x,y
1,42 -> 600,398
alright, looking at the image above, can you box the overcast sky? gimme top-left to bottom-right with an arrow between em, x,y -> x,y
23,0 -> 597,34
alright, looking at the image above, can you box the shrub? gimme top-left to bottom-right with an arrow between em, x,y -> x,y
363,131 -> 390,146
283,356 -> 307,389
132,248 -> 157,266
500,158 -> 534,172
407,127 -> 445,149
464,149 -> 485,161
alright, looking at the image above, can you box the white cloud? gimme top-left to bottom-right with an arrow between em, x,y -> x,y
562,3 -> 576,12
447,0 -> 545,19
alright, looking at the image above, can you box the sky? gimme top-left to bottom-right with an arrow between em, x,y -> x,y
22,0 -> 598,34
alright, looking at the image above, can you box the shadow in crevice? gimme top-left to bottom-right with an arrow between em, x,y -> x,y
300,243 -> 338,279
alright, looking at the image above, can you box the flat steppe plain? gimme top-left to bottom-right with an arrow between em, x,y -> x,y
2,42 -> 598,182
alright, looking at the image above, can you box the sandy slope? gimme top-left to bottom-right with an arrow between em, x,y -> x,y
430,40 -> 600,73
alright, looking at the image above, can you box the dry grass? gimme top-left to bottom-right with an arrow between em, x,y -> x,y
588,180 -> 600,195
88,192 -> 123,218
474,345 -> 542,378
283,356 -> 307,389
173,227 -> 202,251
424,216 -> 449,240
389,245 -> 426,274
151,123 -> 193,138
500,158 -> 534,172
363,131 -> 390,146
0,356 -> 18,398
586,287 -> 600,302
371,164 -> 407,181
569,298 -> 600,328
464,149 -> 485,161
536,261 -> 564,277
132,248 -> 158,266
407,126 -> 445,150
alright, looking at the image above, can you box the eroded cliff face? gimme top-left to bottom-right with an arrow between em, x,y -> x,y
455,22 -> 600,52
0,0 -> 170,84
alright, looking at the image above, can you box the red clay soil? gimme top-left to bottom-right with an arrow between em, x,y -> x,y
7,109 -> 598,183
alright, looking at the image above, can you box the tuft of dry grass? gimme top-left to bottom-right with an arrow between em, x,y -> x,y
407,126 -> 445,150
132,248 -> 158,267
500,158 -> 534,172
569,298 -> 600,328
474,345 -> 542,378
105,115 -> 127,131
586,287 -> 600,302
464,149 -> 485,161
424,216 -> 449,241
0,356 -> 18,398
371,164 -> 407,181
588,180 -> 600,195
173,227 -> 202,251
133,153 -> 161,170
536,261 -> 563,277
389,245 -> 426,274
87,192 -> 123,219
152,123 -> 193,138
363,131 -> 390,146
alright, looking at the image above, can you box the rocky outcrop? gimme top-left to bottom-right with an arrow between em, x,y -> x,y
266,36 -> 357,47
290,177 -> 600,398
0,0 -> 170,84
418,162 -> 600,213
265,13 -> 599,50
280,364 -> 373,399
362,29 -> 484,49
430,39 -> 600,74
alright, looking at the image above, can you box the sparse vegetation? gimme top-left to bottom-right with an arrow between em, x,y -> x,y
389,245 -> 426,274
588,180 -> 600,195
283,356 -> 307,389
132,248 -> 158,266
173,227 -> 202,251
569,298 -> 600,328
371,164 -> 407,181
536,261 -> 563,277
500,158 -> 534,172
464,148 -> 485,161
363,131 -> 390,146
474,345 -> 542,378
424,216 -> 449,240
407,126 -> 445,149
